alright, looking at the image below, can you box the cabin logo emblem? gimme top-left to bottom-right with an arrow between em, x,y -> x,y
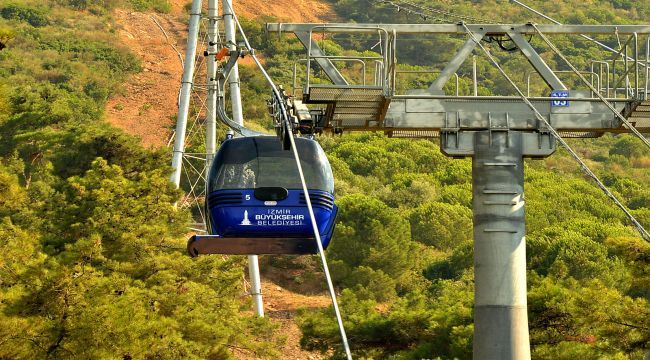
240,210 -> 252,226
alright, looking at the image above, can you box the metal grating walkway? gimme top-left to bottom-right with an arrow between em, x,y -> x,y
303,85 -> 391,130
628,99 -> 650,130
386,130 -> 441,138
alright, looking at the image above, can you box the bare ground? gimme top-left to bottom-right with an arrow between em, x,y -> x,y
260,280 -> 330,360
233,0 -> 338,22
105,9 -> 186,148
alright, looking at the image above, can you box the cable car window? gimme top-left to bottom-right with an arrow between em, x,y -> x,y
210,137 -> 334,193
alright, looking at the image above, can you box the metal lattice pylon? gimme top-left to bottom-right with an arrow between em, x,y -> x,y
169,0 -> 265,318
170,0 -> 226,232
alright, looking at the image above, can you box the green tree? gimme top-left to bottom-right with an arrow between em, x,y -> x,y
327,194 -> 420,300
409,202 -> 472,250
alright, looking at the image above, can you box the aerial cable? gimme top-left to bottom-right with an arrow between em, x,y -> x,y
378,0 -> 530,51
373,0 -> 450,23
530,24 -> 650,151
220,1 -> 354,358
390,0 -> 489,23
377,0 -> 496,24
509,0 -> 648,67
400,0 -> 495,23
461,22 -> 650,242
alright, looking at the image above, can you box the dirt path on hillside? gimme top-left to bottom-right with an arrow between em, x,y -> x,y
231,280 -> 331,359
260,281 -> 330,360
233,0 -> 338,22
168,0 -> 338,22
106,9 -> 186,148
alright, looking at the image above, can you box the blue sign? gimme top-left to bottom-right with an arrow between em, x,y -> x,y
551,90 -> 569,107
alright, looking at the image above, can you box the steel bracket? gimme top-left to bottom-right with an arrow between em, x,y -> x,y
488,112 -> 511,147
219,48 -> 243,84
441,130 -> 556,158
441,111 -> 461,155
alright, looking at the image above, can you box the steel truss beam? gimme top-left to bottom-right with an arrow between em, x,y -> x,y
295,32 -> 349,85
268,23 -> 650,35
508,32 -> 566,91
268,21 -> 650,134
384,96 -> 629,132
429,30 -> 486,92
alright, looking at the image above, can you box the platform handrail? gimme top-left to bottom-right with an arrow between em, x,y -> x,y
374,60 -> 384,86
526,70 -> 600,97
306,25 -> 392,94
645,35 -> 650,100
591,61 -> 611,97
395,69 -> 460,96
292,58 -> 370,97
611,34 -> 638,98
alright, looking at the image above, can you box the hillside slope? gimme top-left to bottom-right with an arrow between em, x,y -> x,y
105,0 -> 337,147
105,9 -> 185,147
1,0 -> 646,359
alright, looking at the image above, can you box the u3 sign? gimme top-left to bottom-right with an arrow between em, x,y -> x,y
551,90 -> 570,107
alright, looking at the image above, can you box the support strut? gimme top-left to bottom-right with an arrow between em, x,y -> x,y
222,0 -> 265,317
170,0 -> 202,186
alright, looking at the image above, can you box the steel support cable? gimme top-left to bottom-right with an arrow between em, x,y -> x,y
404,0 -> 496,23
461,23 -> 650,242
221,2 -> 353,358
378,0 -> 495,24
509,0 -> 648,68
373,0 -> 456,23
529,24 -> 650,150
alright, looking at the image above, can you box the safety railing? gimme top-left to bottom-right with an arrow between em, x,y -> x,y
292,58 -> 372,97
607,33 -> 650,100
527,34 -> 650,101
589,35 -> 650,101
304,25 -> 395,94
395,69 -> 461,96
373,60 -> 384,86
591,61 -> 611,97
611,33 -> 637,98
526,71 -> 601,97
293,27 -> 650,102
645,35 -> 650,100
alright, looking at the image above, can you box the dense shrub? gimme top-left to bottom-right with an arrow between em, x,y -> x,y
0,3 -> 48,27
409,202 -> 472,250
128,0 -> 172,13
43,37 -> 141,73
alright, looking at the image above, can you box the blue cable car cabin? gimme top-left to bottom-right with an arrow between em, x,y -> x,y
188,136 -> 338,256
